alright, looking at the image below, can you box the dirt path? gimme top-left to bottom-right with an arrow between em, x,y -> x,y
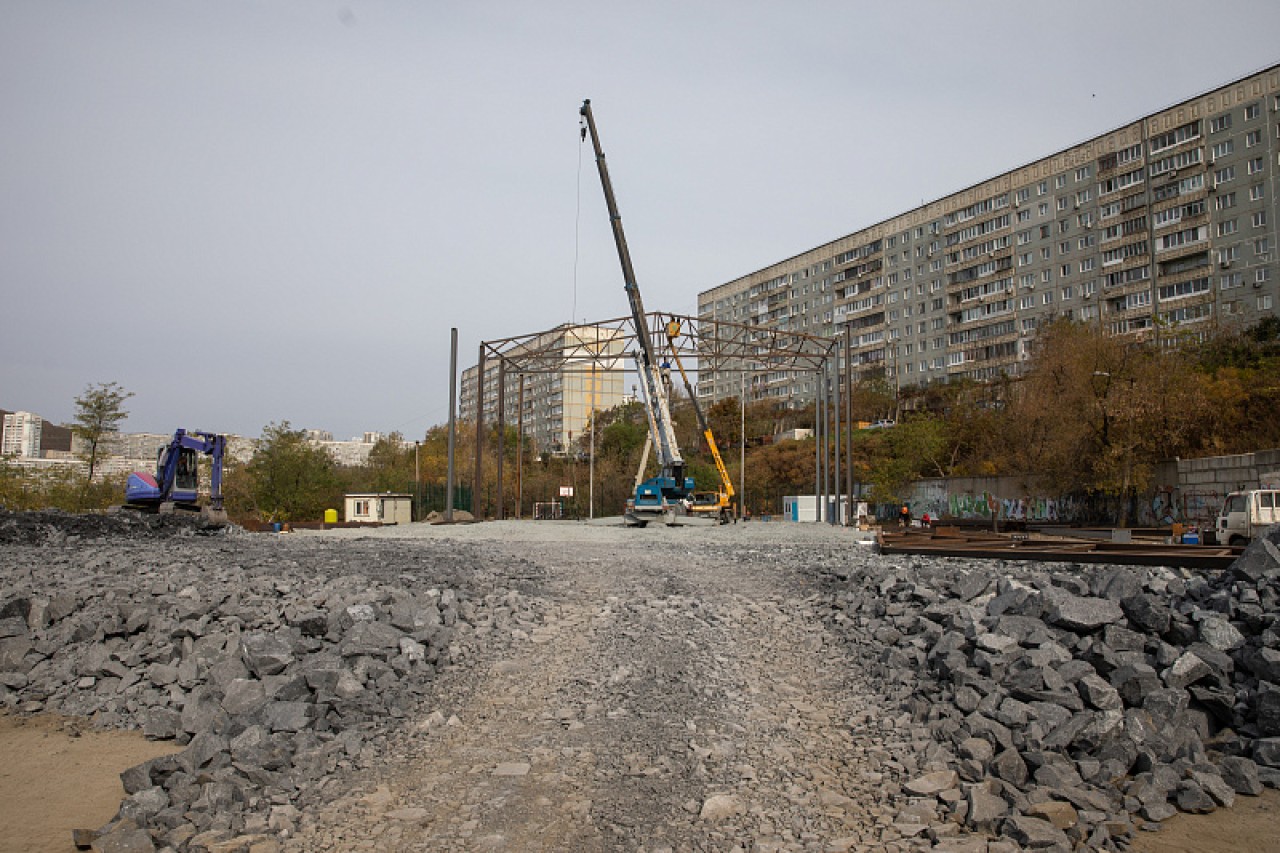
287,527 -> 901,852
0,713 -> 179,853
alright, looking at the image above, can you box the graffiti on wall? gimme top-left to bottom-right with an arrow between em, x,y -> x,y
940,492 -> 1082,522
1138,487 -> 1224,527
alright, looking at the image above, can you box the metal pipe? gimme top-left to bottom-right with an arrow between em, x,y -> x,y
445,327 -> 458,523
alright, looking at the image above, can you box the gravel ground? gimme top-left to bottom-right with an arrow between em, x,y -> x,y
288,520 -> 903,852
3,513 -> 1277,852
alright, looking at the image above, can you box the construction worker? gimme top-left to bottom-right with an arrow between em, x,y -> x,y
899,504 -> 911,527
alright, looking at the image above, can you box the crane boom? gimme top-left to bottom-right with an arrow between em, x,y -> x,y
579,99 -> 689,525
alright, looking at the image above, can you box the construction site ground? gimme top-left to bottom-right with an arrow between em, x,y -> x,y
1,518 -> 1277,852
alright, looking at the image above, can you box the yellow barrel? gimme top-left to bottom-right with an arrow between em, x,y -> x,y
324,508 -> 338,524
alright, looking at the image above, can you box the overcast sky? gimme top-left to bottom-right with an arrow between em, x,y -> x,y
3,2 -> 1278,441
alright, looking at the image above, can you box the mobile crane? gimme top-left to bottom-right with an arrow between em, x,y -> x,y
580,99 -> 693,527
124,428 -> 229,527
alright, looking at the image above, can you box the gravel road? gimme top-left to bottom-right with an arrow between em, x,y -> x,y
288,520 -> 907,852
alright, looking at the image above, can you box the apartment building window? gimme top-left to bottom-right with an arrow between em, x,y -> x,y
1061,285 -> 1075,300
1018,252 -> 1032,266
1247,129 -> 1263,147
1248,157 -> 1264,175
1259,267 -> 1272,284
1041,269 -> 1052,283
1260,295 -> 1274,311
1038,203 -> 1049,217
1149,121 -> 1201,154
1210,113 -> 1233,133
1042,291 -> 1053,305
1246,103 -> 1261,120
1211,140 -> 1234,159
1217,219 -> 1238,237
1075,165 -> 1093,181
1219,246 -> 1239,265
932,318 -> 944,330
1078,212 -> 1093,228
1214,165 -> 1236,185
1059,241 -> 1070,255
1016,188 -> 1031,204
1078,235 -> 1096,250
1080,258 -> 1096,273
1216,192 -> 1237,210
1253,210 -> 1268,228
1059,220 -> 1071,234
1055,175 -> 1067,189
1019,295 -> 1034,310
1057,196 -> 1069,213
1018,230 -> 1031,245
1037,181 -> 1048,196
1256,237 -> 1272,256
1018,209 -> 1031,223
1060,264 -> 1072,278
1251,183 -> 1265,201
1041,247 -> 1051,261
1076,188 -> 1092,204
1020,273 -> 1035,288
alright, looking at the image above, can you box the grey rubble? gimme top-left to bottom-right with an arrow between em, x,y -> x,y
818,523 -> 1280,850
0,510 -> 548,852
1,510 -> 1279,851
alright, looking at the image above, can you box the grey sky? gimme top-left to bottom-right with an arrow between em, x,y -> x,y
3,1 -> 1278,441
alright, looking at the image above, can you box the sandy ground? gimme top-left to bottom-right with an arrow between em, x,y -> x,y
0,713 -> 180,853
1127,787 -> 1280,852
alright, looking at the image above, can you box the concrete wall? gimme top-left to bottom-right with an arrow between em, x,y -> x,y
900,448 -> 1280,527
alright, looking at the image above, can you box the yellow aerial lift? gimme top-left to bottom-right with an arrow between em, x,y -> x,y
663,320 -> 736,523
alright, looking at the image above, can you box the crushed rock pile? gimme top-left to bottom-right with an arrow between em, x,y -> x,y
815,525 -> 1280,850
0,507 -> 227,545
0,511 -> 548,853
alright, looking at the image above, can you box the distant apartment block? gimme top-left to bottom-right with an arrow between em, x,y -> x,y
462,324 -> 627,458
697,64 -> 1280,407
1,411 -> 42,458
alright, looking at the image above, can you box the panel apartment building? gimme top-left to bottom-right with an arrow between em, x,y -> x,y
697,65 -> 1280,406
461,324 -> 626,458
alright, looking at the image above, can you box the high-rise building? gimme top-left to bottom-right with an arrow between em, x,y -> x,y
698,64 -> 1280,406
2,411 -> 43,458
462,324 -> 627,458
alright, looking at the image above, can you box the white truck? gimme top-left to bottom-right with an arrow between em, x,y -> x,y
1216,489 -> 1280,545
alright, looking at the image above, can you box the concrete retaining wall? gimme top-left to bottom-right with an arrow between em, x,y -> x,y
901,448 -> 1280,527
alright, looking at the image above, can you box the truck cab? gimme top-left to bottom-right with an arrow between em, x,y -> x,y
1217,489 -> 1280,545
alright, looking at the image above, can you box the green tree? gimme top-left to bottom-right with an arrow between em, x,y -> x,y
365,431 -> 413,493
242,421 -> 342,522
72,381 -> 133,483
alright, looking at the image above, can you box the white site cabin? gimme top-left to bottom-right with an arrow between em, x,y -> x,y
344,493 -> 413,525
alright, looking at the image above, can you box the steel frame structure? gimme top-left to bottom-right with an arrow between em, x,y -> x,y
469,311 -> 839,520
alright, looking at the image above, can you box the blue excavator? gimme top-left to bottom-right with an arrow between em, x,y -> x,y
124,429 -> 229,526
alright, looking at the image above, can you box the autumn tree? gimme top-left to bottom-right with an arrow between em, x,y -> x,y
72,381 -> 133,483
1003,320 -> 1209,525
